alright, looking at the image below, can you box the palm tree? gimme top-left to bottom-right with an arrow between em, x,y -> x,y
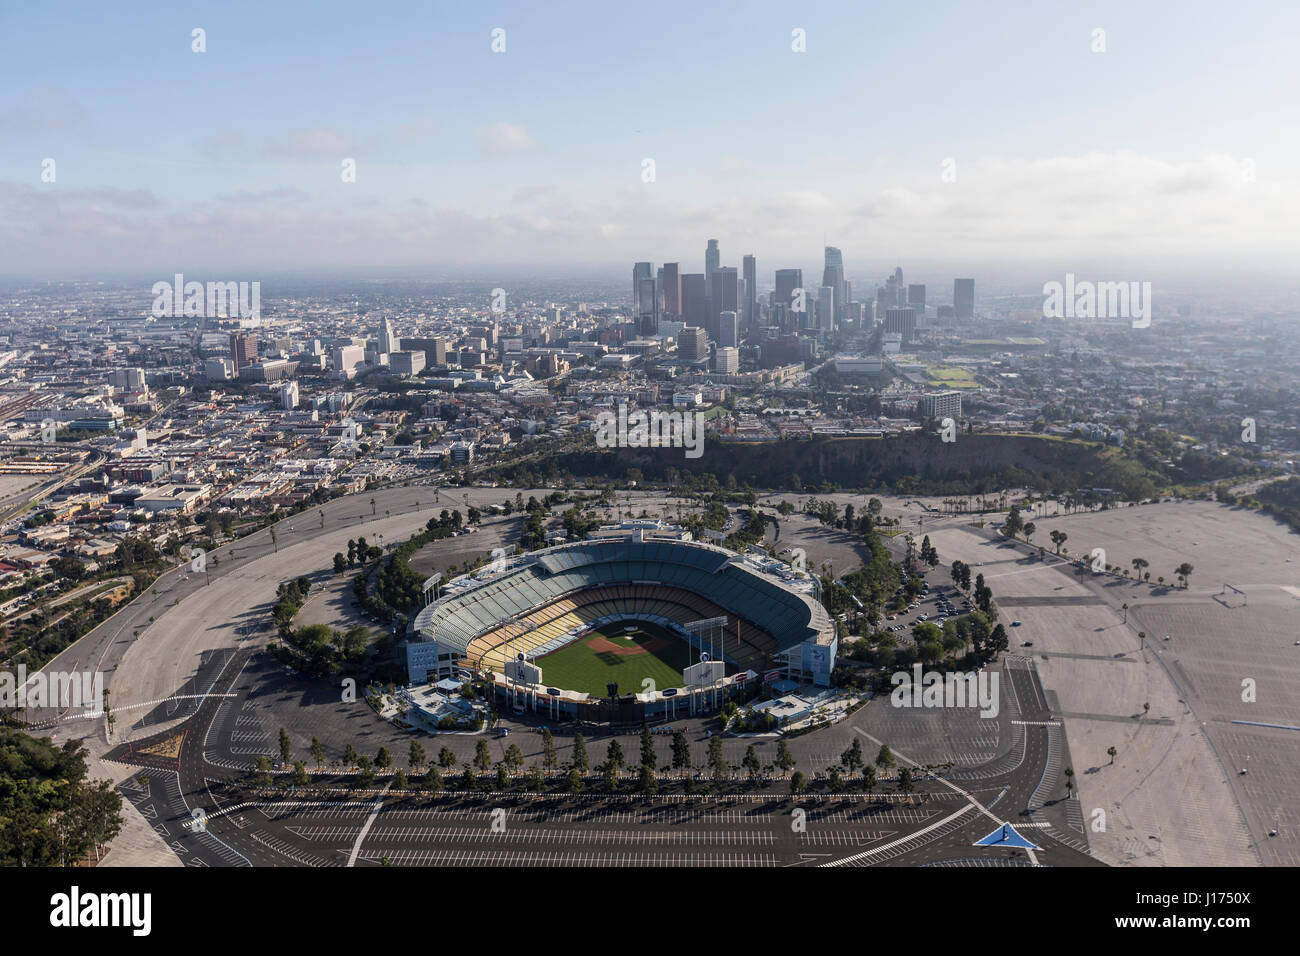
1131,557 -> 1148,580
370,497 -> 376,517
1106,746 -> 1117,765
269,527 -> 278,552
1175,562 -> 1194,589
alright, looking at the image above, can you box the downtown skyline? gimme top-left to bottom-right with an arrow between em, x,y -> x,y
0,0 -> 1298,278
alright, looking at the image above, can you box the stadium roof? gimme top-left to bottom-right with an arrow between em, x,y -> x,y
412,534 -> 833,658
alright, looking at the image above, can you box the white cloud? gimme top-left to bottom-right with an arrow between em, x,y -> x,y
475,121 -> 536,156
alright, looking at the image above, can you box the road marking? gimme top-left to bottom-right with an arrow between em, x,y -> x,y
346,784 -> 391,867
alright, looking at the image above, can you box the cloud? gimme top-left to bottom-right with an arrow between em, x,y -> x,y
0,86 -> 89,135
475,121 -> 536,156
511,185 -> 555,203
263,127 -> 357,157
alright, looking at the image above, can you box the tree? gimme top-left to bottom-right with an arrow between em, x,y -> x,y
1175,562 -> 1194,589
637,764 -> 659,795
1063,766 -> 1075,797
541,728 -> 558,771
875,744 -> 896,770
344,743 -> 359,768
708,736 -> 729,784
278,728 -> 292,764
292,761 -> 309,787
897,766 -> 915,795
671,730 -> 691,775
409,740 -> 426,770
1106,746 -> 1117,765
253,756 -> 273,788
567,768 -> 585,793
790,770 -> 807,794
1023,521 -> 1036,545
1050,529 -> 1067,554
862,763 -> 877,796
1131,557 -> 1148,580
605,739 -> 625,771
333,553 -> 346,575
375,746 -> 392,770
310,736 -> 326,767
572,734 -> 590,773
775,740 -> 795,777
841,738 -> 864,773
503,743 -> 524,774
473,739 -> 492,772
742,745 -> 762,782
423,767 -> 443,792
1003,505 -> 1024,539
639,726 -> 657,769
438,746 -> 457,770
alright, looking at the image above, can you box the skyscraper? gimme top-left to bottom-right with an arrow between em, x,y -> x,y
662,262 -> 681,317
742,254 -> 757,335
633,262 -> 653,309
818,286 -> 835,332
231,333 -> 257,372
705,239 -> 720,285
378,318 -> 399,355
954,278 -> 975,321
822,246 -> 846,330
908,284 -> 926,313
774,269 -> 803,322
680,274 -> 707,328
718,311 -> 739,348
709,267 -> 739,342
679,326 -> 707,362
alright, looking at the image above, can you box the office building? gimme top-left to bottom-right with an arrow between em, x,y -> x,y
822,246 -> 846,330
679,326 -> 707,362
742,254 -> 757,334
662,262 -> 681,317
954,278 -> 975,321
718,311 -> 739,348
884,307 -> 917,342
231,333 -> 257,373
714,346 -> 739,374
709,267 -> 739,342
919,391 -> 962,420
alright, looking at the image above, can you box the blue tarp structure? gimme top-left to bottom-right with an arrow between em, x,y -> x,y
974,823 -> 1039,849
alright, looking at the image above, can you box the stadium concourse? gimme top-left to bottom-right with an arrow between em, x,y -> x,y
407,530 -> 837,720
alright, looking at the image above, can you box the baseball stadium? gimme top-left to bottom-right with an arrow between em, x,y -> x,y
407,531 -> 836,722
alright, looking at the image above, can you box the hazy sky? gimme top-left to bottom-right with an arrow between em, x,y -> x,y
1,0 -> 1298,281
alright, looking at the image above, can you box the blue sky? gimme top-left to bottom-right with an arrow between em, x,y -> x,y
1,0 -> 1298,280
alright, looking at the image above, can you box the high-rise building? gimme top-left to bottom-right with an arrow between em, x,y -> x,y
718,311 -> 739,348
919,391 -> 962,420
636,271 -> 659,336
280,380 -> 300,410
231,333 -> 257,372
908,284 -> 926,313
774,269 -> 803,324
679,326 -> 707,362
680,274 -> 707,328
884,307 -> 916,342
633,262 -> 653,310
662,262 -> 681,317
954,278 -> 975,321
714,346 -> 739,374
818,286 -> 835,332
709,267 -> 739,342
378,318 -> 399,355
705,240 -> 720,285
822,246 -> 846,330
742,255 -> 757,334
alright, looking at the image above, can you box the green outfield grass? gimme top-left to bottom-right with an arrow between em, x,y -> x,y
535,621 -> 691,697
